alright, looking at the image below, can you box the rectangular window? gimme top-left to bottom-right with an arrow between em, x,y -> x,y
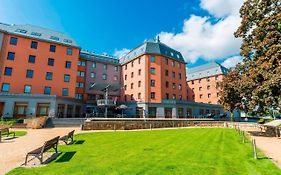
77,71 -> 85,77
151,80 -> 156,87
4,67 -> 12,76
131,72 -> 134,78
166,81 -> 169,88
46,72 -> 53,80
131,94 -> 134,100
178,73 -> 182,80
165,70 -> 169,76
92,62 -> 96,68
65,61 -> 71,68
44,86 -> 51,95
125,75 -> 127,80
172,94 -> 176,100
199,79 -> 201,83
207,85 -> 210,90
178,63 -> 181,68
150,68 -> 155,75
114,66 -> 118,71
48,58 -> 54,66
125,65 -> 127,70
171,61 -> 175,67
24,85 -> 31,94
31,41 -> 38,49
150,56 -> 155,62
124,85 -> 127,90
62,88 -> 69,96
138,93 -> 141,99
64,74 -> 70,82
131,83 -> 134,89
215,75 -> 219,80
7,52 -> 15,60
50,45 -> 56,52
150,92 -> 155,99
10,37 -> 17,45
1,83 -> 10,92
91,72 -> 95,78
138,81 -> 141,87
199,87 -> 202,91
26,70 -> 34,78
103,64 -> 107,70
172,72 -> 175,78
208,93 -> 211,98
172,83 -> 176,89
138,58 -> 141,64
138,69 -> 141,75
67,48 -> 73,55
179,84 -> 182,90
207,77 -> 210,82
28,55 -> 36,63
165,93 -> 169,99
102,74 -> 107,80
165,58 -> 168,65
131,61 -> 134,67
114,75 -> 118,81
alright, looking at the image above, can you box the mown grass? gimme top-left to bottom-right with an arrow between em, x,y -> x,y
7,128 -> 281,175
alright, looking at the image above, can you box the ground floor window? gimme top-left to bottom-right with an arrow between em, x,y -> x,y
14,102 -> 28,118
187,108 -> 192,118
148,107 -> 156,118
57,104 -> 65,118
178,108 -> 184,118
36,103 -> 50,117
67,105 -> 73,118
165,108 -> 172,118
136,107 -> 143,118
75,106 -> 81,118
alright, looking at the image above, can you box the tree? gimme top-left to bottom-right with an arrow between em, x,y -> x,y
220,0 -> 281,115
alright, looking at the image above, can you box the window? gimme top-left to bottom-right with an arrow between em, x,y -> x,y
64,74 -> 70,82
7,52 -> 15,60
77,71 -> 85,77
172,83 -> 176,89
215,75 -> 219,80
124,96 -> 127,101
50,45 -> 56,52
207,77 -> 210,82
200,94 -> 203,99
138,69 -> 141,75
171,61 -> 175,67
138,81 -> 141,87
75,94 -> 83,100
131,83 -> 134,89
165,58 -> 168,65
207,85 -> 210,90
217,93 -> 219,97
48,58 -> 54,66
124,85 -> 127,90
114,75 -> 118,81
78,61 -> 86,66
138,58 -> 141,64
151,92 -> 155,99
165,70 -> 169,76
67,48 -> 73,55
172,72 -> 175,78
150,56 -> 155,62
131,72 -> 134,78
125,65 -> 127,70
138,93 -> 141,99
131,94 -> 134,100
103,64 -> 107,70
31,32 -> 41,36
65,61 -> 71,68
178,73 -> 182,80
165,81 -> 169,88
114,66 -> 118,71
192,88 -> 194,92
10,37 -> 17,45
151,80 -> 156,87
199,79 -> 201,83
131,61 -> 134,67
4,67 -> 12,76
102,74 -> 107,80
165,93 -> 169,99
62,88 -> 69,96
50,36 -> 59,41
125,75 -> 127,80
208,93 -> 211,98
46,72 -> 53,80
28,55 -> 36,63
179,84 -> 182,90
178,63 -> 181,68
199,87 -> 202,91
44,86 -> 51,95
172,94 -> 176,100
31,41 -> 38,49
91,72 -> 95,78
179,95 -> 182,100
92,62 -> 96,68
26,70 -> 34,78
24,85 -> 31,94
150,68 -> 155,75
76,82 -> 84,88
191,80 -> 194,85
1,83 -> 10,92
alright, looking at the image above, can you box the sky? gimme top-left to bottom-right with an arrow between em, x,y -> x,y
0,0 -> 244,68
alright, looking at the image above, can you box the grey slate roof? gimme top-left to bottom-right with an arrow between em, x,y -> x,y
120,39 -> 185,64
186,62 -> 228,81
0,22 -> 78,47
80,50 -> 119,65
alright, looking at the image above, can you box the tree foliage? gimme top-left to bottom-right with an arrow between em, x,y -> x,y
219,0 -> 281,114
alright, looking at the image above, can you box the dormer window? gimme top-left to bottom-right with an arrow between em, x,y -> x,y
15,29 -> 27,34
50,36 -> 59,41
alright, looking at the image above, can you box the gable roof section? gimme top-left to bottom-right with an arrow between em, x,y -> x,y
0,22 -> 79,47
80,50 -> 119,65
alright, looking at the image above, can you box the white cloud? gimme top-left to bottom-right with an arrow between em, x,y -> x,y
221,55 -> 243,68
200,0 -> 243,18
157,0 -> 244,64
113,48 -> 130,58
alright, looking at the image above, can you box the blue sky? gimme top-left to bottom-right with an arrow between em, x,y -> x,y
0,0 -> 243,68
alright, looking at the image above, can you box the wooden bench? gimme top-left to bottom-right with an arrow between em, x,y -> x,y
59,130 -> 75,144
0,128 -> 15,142
25,136 -> 60,165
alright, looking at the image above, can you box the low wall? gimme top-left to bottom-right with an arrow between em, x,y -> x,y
82,119 -> 227,130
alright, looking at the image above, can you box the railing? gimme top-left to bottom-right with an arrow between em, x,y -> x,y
97,99 -> 116,106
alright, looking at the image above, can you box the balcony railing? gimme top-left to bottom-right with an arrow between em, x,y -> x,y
97,99 -> 116,107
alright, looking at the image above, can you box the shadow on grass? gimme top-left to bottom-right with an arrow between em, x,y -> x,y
55,151 -> 76,163
258,156 -> 272,160
75,140 -> 85,144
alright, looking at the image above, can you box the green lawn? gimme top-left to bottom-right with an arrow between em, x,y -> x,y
13,130 -> 27,137
7,128 -> 281,175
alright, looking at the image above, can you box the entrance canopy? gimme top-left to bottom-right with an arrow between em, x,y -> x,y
90,83 -> 120,93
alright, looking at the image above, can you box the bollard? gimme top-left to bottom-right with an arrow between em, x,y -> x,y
252,139 -> 257,159
242,131 -> 245,143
